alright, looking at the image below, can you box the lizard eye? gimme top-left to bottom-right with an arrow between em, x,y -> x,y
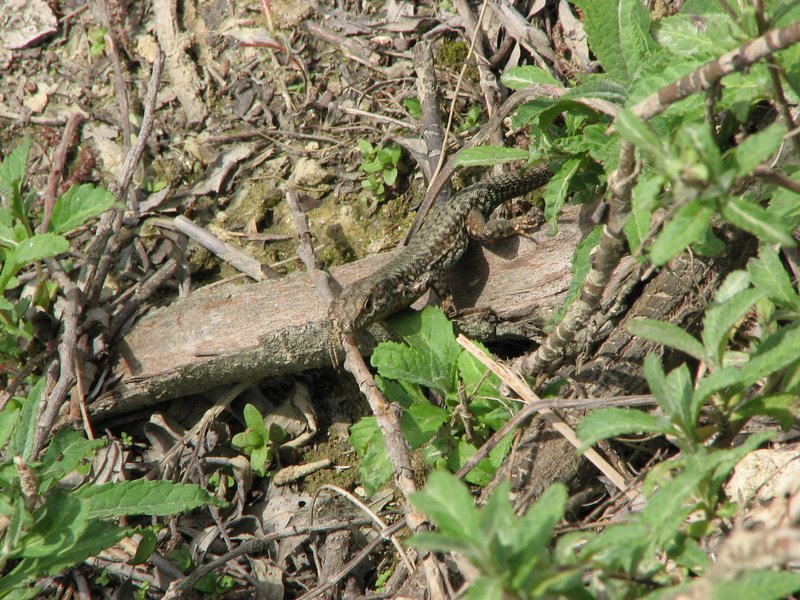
362,296 -> 375,315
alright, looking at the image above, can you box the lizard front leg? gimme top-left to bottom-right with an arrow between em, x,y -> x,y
466,206 -> 545,241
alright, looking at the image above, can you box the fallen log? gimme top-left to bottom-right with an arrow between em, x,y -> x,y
92,205 -> 591,418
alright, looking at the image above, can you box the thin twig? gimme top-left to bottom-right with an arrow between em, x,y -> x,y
38,112 -> 84,233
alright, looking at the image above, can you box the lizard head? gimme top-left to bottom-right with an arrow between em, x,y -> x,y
328,277 -> 386,335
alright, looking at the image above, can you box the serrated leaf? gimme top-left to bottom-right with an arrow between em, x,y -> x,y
454,146 -> 530,168
577,407 -> 673,449
720,195 -> 796,247
701,287 -> 766,367
573,0 -> 656,84
615,109 -> 665,157
748,246 -> 800,311
48,184 -> 115,234
650,201 -> 714,266
501,66 -> 559,90
377,307 -> 461,394
10,233 -> 69,265
516,484 -> 566,553
75,480 -> 224,519
542,158 -> 581,234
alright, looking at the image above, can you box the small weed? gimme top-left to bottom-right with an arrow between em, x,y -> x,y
358,140 -> 402,203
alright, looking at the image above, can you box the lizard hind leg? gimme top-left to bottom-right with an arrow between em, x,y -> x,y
430,277 -> 458,318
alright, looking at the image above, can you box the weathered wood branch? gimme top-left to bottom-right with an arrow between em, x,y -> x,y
91,205 -> 593,419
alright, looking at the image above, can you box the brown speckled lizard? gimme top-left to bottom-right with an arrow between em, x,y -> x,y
328,164 -> 552,341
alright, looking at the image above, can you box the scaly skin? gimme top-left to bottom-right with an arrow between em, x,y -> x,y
328,164 -> 552,338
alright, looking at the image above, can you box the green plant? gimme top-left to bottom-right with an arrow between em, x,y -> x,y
231,404 -> 286,477
358,140 -> 402,202
350,307 -> 517,495
0,381 -> 224,596
456,105 -> 482,133
87,27 -> 107,56
0,139 -> 115,366
409,474 -> 576,600
364,0 -> 800,597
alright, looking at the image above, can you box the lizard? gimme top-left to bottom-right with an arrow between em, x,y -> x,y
328,163 -> 553,349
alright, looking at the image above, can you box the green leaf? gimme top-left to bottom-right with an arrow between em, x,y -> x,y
654,12 -> 740,60
74,480 -> 224,519
463,577 -> 504,600
516,483 -> 566,555
650,201 -> 714,266
693,366 -> 745,404
9,377 -> 44,461
457,341 -> 502,402
349,417 -> 392,496
639,457 -> 711,546
677,122 -> 723,180
0,139 -> 30,201
563,79 -> 627,104
701,287 -> 766,367
9,233 -> 69,265
376,307 -> 461,395
710,570 -> 800,600
692,225 -> 726,257
547,226 -> 602,330
644,355 -> 694,438
358,139 -> 374,157
543,158 -> 581,234
628,319 -> 706,361
0,520 -> 128,591
501,66 -> 559,90
48,184 -> 115,234
19,488 -> 86,558
726,124 -> 784,177
576,407 -> 674,449
402,404 -> 448,449
733,394 -> 798,430
615,109 -> 665,157
748,246 -> 800,311
624,174 -> 663,254
572,0 -> 656,84
39,429 -> 105,492
721,195 -> 796,247
448,440 -> 495,486
383,166 -> 398,186
740,322 -> 800,388
410,471 -> 481,542
454,146 -> 530,168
